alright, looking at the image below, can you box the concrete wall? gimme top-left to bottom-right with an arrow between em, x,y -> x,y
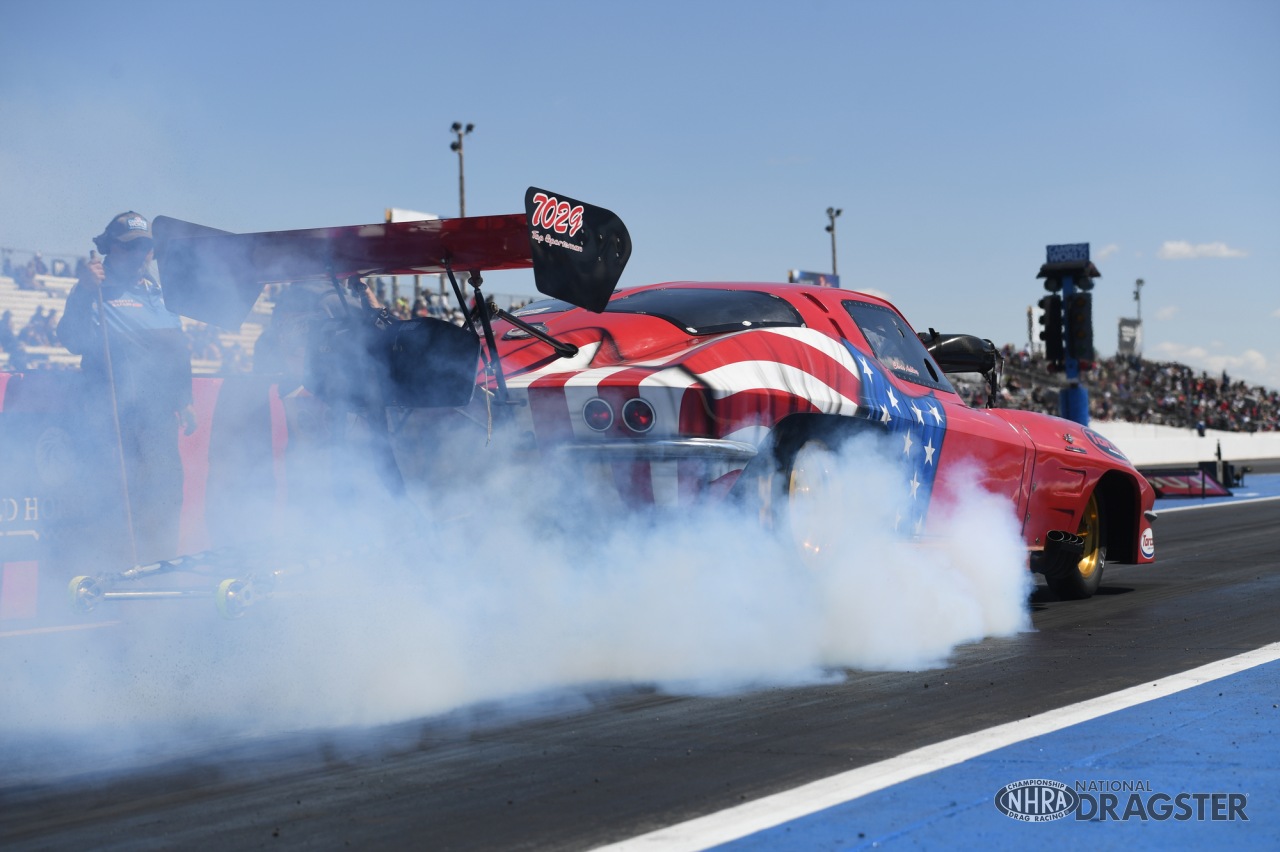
1089,420 -> 1280,467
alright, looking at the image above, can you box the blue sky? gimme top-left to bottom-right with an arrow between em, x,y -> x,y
3,0 -> 1277,388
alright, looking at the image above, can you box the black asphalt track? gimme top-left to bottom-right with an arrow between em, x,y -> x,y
3,499 -> 1278,851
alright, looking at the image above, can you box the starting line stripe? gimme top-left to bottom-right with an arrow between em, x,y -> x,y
0,620 -> 122,639
596,641 -> 1280,851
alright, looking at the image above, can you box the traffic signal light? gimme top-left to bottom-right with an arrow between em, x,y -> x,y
1064,291 -> 1094,362
1038,294 -> 1063,362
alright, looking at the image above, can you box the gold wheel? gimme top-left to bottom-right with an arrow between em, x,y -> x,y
1076,492 -> 1103,581
1045,490 -> 1107,599
787,440 -> 838,558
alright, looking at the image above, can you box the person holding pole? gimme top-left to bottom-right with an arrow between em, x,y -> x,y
58,212 -> 195,567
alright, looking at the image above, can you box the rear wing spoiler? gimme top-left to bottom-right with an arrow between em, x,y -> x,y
153,187 -> 631,328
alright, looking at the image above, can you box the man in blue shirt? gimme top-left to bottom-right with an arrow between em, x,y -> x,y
59,212 -> 195,567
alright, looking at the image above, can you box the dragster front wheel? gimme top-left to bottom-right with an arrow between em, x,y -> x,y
215,579 -> 255,619
68,576 -> 103,613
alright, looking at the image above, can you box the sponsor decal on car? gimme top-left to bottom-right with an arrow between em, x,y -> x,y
1140,526 -> 1155,559
529,191 -> 584,238
1083,427 -> 1129,462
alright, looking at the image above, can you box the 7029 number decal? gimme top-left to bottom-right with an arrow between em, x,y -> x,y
530,192 -> 584,238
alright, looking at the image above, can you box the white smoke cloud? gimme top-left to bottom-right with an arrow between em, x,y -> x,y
0,413 -> 1032,785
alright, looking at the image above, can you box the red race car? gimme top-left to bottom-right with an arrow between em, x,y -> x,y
487,282 -> 1155,599
147,187 -> 1155,603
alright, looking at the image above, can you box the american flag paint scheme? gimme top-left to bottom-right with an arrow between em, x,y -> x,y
489,281 -> 1156,599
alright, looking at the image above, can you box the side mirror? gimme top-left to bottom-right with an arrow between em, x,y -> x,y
918,330 -> 999,375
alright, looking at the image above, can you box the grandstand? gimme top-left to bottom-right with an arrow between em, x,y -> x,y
0,262 -> 530,375
0,272 -> 267,374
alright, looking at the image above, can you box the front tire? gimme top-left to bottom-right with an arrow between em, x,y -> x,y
215,578 -> 254,619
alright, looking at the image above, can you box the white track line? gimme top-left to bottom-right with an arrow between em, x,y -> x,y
596,641 -> 1280,851
1157,494 -> 1280,513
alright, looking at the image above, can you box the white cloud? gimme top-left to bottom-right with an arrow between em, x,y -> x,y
1272,308 -> 1280,319
1155,305 -> 1179,321
1094,243 -> 1120,261
1157,241 -> 1248,260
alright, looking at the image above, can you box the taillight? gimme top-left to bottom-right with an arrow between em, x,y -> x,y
622,398 -> 656,433
583,398 -> 614,431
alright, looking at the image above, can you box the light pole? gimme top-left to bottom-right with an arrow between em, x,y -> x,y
450,122 -> 474,217
1133,278 -> 1144,321
825,207 -> 842,276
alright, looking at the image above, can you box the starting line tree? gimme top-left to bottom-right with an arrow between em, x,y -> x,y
1037,244 -> 1099,425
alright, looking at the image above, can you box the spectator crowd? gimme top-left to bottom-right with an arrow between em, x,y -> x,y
3,248 -> 64,289
996,346 -> 1280,433
2,257 -> 526,376
0,306 -> 61,371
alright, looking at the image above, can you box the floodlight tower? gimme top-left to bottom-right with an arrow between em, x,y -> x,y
450,122 -> 474,217
825,207 -> 842,275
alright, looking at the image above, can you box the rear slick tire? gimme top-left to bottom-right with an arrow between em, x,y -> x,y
1045,491 -> 1106,599
782,438 -> 842,560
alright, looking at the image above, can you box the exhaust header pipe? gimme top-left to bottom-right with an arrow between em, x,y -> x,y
1031,529 -> 1086,582
1045,529 -> 1085,557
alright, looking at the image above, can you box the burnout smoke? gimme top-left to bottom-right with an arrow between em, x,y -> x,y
0,406 -> 1031,785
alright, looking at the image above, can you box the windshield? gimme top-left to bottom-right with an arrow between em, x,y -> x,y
510,298 -> 576,317
606,287 -> 804,335
842,300 -> 953,392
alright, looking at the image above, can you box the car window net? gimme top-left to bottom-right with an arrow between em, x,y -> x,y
843,300 -> 953,393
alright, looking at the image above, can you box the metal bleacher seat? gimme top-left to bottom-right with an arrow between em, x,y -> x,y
1,275 -> 67,331
34,274 -> 77,296
21,345 -> 81,367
